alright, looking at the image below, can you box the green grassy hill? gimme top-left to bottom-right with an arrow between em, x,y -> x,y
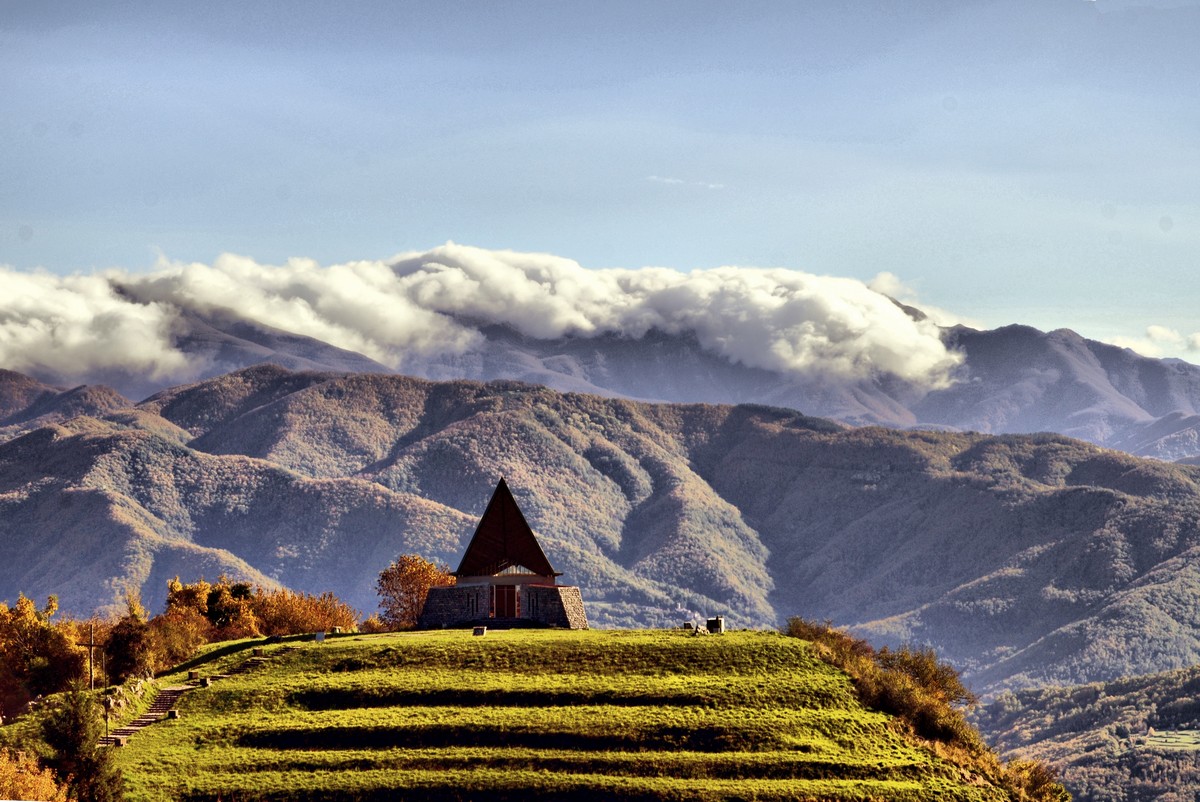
115,629 -> 1013,802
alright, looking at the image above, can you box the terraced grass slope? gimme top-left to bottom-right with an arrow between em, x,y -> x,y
116,630 -> 1010,801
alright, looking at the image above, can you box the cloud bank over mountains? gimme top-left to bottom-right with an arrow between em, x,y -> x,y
0,244 -> 962,391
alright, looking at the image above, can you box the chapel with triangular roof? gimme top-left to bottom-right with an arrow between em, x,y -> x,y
417,478 -> 588,629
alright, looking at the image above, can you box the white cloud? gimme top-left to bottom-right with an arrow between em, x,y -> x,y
385,244 -> 960,384
867,272 -> 982,329
1146,325 -> 1184,345
1107,325 -> 1195,358
647,175 -> 725,190
1,244 -> 966,390
0,266 -> 190,382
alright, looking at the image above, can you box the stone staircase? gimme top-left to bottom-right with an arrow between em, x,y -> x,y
98,685 -> 190,747
99,644 -> 300,747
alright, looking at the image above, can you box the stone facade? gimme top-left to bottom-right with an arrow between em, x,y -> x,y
418,584 -> 491,629
525,585 -> 588,629
419,584 -> 588,630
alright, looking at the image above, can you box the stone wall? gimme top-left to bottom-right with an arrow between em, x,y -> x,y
418,585 -> 490,629
418,584 -> 588,630
524,585 -> 588,629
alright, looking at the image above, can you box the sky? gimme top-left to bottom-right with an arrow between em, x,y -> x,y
2,0 -> 1199,360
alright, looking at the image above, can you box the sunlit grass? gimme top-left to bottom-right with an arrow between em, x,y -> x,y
115,629 -> 1009,801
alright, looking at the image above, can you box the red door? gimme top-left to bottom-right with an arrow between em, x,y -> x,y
494,585 -> 517,618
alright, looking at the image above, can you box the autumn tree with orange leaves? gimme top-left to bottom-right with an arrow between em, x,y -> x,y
0,749 -> 68,802
376,555 -> 454,630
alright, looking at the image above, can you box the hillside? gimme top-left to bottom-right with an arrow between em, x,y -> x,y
7,366 -> 1200,693
974,664 -> 1200,802
113,629 -> 1019,801
0,369 -> 131,442
405,322 -> 1200,458
12,298 -> 1200,460
177,317 -> 1200,460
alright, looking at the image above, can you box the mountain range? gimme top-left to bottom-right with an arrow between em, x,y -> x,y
30,304 -> 1200,462
7,364 -> 1200,698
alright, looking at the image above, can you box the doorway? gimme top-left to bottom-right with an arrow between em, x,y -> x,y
494,585 -> 517,618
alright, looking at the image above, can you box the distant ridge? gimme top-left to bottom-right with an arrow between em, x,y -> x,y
7,365 -> 1200,694
21,309 -> 1200,459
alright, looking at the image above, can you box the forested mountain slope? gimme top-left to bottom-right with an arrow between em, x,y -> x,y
975,664 -> 1200,801
6,365 -> 1200,692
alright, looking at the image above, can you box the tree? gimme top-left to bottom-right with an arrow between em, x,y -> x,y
41,684 -> 124,802
376,554 -> 454,630
105,592 -> 153,684
148,607 -> 210,670
204,580 -> 259,639
0,748 -> 68,802
1006,760 -> 1072,802
251,588 -> 359,636
0,595 -> 84,719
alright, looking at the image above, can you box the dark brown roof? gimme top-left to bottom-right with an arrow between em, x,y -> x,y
454,478 -> 560,578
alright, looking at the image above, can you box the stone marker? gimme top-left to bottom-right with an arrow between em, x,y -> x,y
473,626 -> 487,636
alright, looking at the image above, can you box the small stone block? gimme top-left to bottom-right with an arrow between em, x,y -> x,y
187,670 -> 200,680
252,647 -> 264,657
200,677 -> 212,687
115,736 -> 128,747
167,709 -> 179,719
473,626 -> 487,636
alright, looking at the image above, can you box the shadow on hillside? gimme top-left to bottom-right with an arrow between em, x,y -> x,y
162,633 -> 319,676
239,723 -> 767,752
289,688 -> 708,710
196,752 -> 926,783
180,787 -> 784,802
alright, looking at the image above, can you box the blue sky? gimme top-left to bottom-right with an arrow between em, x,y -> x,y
2,0 -> 1199,356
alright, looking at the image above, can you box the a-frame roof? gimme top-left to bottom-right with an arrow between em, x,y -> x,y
454,478 -> 560,578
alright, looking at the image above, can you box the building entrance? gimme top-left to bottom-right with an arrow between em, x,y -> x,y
494,585 -> 517,618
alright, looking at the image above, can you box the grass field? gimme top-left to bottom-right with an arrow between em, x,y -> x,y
1145,729 -> 1200,751
114,629 -> 1010,801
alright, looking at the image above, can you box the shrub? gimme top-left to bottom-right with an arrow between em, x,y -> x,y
251,588 -> 359,636
0,748 -> 68,802
784,617 -> 981,749
1007,760 -> 1072,802
359,614 -> 388,634
41,684 -> 124,802
784,617 -> 1070,802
